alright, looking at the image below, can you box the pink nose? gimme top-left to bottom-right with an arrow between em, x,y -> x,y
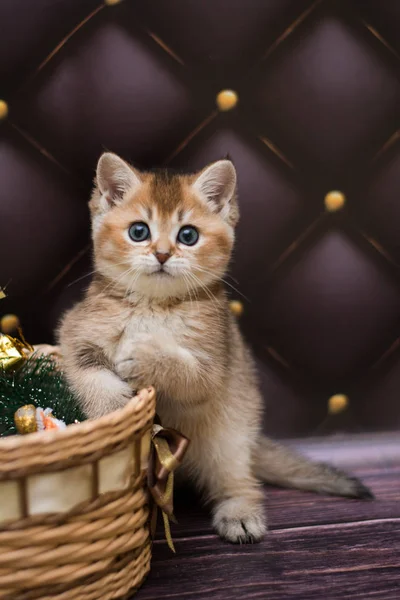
155,252 -> 170,265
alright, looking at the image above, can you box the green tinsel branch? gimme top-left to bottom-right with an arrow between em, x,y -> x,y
0,356 -> 85,437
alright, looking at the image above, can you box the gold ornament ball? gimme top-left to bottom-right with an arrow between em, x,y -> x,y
1,314 -> 20,334
229,300 -> 244,317
324,190 -> 346,212
104,0 -> 122,5
14,404 -> 38,435
328,394 -> 349,415
0,100 -> 8,120
216,90 -> 238,112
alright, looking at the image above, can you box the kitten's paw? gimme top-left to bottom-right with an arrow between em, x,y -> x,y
80,374 -> 134,420
115,357 -> 136,381
114,335 -> 156,381
212,497 -> 267,544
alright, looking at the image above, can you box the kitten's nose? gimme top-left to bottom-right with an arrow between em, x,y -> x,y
155,252 -> 170,265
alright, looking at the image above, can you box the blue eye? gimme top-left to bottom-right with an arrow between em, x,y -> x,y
128,222 -> 150,242
177,226 -> 199,246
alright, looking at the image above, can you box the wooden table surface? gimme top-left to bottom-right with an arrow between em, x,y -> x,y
135,433 -> 400,600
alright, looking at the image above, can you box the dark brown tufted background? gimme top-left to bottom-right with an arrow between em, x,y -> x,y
1,0 -> 400,437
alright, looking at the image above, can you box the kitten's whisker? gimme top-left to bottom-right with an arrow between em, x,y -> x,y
185,272 -> 224,331
225,272 -> 240,285
125,268 -> 141,297
67,258 -> 136,289
67,270 -> 97,288
102,264 -> 140,297
182,272 -> 197,312
183,271 -> 226,332
194,266 -> 249,302
188,272 -> 222,307
197,265 -> 241,286
182,269 -> 203,309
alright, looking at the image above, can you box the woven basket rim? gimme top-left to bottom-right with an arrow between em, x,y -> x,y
0,386 -> 155,452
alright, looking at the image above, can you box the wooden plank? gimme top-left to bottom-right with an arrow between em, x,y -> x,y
163,469 -> 400,539
137,519 -> 400,600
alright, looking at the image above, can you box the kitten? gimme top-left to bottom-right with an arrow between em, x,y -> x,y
58,152 -> 372,543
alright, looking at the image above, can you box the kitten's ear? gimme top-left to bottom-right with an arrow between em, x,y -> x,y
95,152 -> 141,210
192,160 -> 238,225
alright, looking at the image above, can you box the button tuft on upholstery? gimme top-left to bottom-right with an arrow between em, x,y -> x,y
0,314 -> 21,334
0,100 -> 8,120
324,190 -> 345,212
104,0 -> 123,5
216,90 -> 238,112
229,300 -> 243,317
328,394 -> 348,415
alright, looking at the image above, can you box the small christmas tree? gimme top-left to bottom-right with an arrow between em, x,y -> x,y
0,355 -> 85,437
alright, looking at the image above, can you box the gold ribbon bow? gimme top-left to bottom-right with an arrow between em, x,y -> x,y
148,419 -> 190,553
0,331 -> 33,370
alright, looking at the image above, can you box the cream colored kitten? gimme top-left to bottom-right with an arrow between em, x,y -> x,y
59,153 -> 372,543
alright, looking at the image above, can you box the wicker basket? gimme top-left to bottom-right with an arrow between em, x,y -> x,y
0,387 -> 156,600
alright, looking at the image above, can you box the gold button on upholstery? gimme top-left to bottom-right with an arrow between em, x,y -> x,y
216,90 -> 238,111
229,300 -> 243,317
0,100 -> 8,120
328,394 -> 349,415
324,190 -> 346,212
0,314 -> 20,334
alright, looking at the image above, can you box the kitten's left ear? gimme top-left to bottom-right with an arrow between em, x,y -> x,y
192,160 -> 239,226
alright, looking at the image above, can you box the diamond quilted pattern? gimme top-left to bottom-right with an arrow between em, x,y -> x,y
42,250 -> 92,342
1,0 -> 400,436
354,0 -> 400,55
246,1 -> 400,183
354,351 -> 400,431
0,0 -> 99,93
355,142 -> 400,263
256,355 -> 327,438
11,8 -> 204,174
0,124 -> 88,296
136,0 -> 311,81
262,227 -> 400,378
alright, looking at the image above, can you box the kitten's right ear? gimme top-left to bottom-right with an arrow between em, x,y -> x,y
95,152 -> 141,210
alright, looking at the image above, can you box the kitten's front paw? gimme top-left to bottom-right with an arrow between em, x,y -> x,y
212,497 -> 267,544
115,335 -> 156,381
116,357 -> 136,381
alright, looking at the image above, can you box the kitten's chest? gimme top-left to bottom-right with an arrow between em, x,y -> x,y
122,306 -> 187,343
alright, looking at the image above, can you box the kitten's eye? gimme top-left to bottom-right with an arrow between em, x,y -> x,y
177,226 -> 199,246
128,222 -> 150,242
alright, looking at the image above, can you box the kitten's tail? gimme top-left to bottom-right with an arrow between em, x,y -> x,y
253,436 -> 374,499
